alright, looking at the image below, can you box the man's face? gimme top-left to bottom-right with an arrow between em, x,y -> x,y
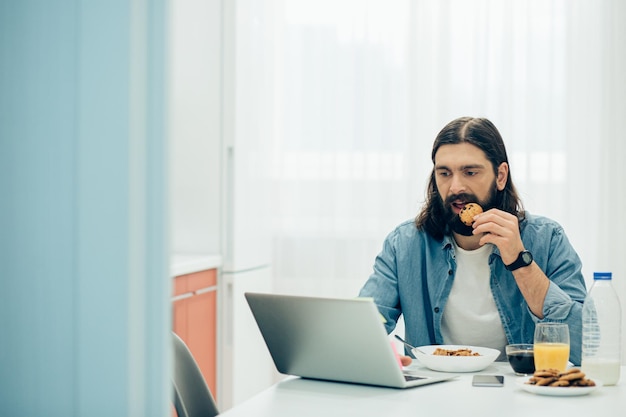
433,143 -> 506,236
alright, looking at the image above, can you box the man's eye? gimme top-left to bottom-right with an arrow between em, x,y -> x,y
437,171 -> 450,177
466,171 -> 477,176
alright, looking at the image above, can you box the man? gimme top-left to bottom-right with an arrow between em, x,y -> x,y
359,117 -> 587,365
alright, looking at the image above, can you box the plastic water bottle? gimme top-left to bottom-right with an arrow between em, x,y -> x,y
581,272 -> 622,385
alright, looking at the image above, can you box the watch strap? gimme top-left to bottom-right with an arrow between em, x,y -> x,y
505,250 -> 533,271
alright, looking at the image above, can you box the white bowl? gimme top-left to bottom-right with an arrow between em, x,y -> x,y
411,345 -> 500,373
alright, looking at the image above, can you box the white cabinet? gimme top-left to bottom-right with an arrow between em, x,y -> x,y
219,267 -> 278,409
169,0 -> 222,255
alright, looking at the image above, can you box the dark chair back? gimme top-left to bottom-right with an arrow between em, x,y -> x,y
172,332 -> 219,417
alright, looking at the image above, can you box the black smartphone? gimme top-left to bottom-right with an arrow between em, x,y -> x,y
472,375 -> 504,387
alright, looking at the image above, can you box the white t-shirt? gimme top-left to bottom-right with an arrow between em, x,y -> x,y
440,241 -> 507,357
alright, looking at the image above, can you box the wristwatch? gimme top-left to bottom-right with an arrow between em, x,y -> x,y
505,250 -> 533,271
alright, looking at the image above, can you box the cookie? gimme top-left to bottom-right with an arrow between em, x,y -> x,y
535,377 -> 557,386
572,379 -> 596,387
459,203 -> 483,226
534,369 -> 559,378
560,371 -> 586,381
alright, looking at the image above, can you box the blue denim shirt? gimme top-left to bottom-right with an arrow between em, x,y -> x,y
359,212 -> 587,365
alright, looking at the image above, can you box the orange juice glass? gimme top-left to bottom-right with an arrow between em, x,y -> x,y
533,322 -> 570,372
533,343 -> 570,371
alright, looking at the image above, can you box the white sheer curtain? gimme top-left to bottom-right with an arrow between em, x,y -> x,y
233,0 -> 626,305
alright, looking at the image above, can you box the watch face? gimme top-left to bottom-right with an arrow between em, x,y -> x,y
522,252 -> 533,264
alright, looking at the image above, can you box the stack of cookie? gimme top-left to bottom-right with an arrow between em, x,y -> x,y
525,368 -> 596,387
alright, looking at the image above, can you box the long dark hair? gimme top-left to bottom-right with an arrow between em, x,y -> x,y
415,117 -> 524,240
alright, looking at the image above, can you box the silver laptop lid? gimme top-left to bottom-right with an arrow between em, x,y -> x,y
245,292 -> 455,388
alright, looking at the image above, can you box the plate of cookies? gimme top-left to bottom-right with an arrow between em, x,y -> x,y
517,368 -> 600,396
412,345 -> 500,373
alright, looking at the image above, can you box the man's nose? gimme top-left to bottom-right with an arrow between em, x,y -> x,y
449,175 -> 466,195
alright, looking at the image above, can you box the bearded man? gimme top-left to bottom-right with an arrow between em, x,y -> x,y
359,117 -> 587,365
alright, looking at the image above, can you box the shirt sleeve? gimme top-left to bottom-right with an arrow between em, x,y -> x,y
536,223 -> 587,365
358,229 -> 403,333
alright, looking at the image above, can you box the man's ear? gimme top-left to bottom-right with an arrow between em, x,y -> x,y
496,162 -> 508,191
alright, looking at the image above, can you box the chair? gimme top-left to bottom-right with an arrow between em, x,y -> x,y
172,332 -> 220,417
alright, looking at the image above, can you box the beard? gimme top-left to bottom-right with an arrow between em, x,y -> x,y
442,183 -> 500,236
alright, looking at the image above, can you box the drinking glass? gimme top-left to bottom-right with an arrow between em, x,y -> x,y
505,344 -> 535,375
533,322 -> 570,372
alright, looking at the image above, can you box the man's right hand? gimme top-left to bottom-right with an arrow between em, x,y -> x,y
399,355 -> 412,366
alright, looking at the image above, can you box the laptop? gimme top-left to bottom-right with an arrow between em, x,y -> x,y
244,292 -> 457,388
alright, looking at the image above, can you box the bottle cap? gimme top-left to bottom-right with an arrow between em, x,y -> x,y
593,272 -> 612,280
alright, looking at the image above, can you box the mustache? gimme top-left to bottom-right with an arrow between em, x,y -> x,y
444,193 -> 479,206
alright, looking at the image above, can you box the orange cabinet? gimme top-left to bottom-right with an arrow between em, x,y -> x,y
172,269 -> 218,397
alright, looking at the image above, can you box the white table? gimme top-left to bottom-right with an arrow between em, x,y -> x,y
219,362 -> 626,417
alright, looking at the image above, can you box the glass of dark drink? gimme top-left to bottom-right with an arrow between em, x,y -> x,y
506,344 -> 535,376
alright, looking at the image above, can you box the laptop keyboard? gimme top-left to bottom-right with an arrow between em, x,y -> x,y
404,375 -> 427,382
